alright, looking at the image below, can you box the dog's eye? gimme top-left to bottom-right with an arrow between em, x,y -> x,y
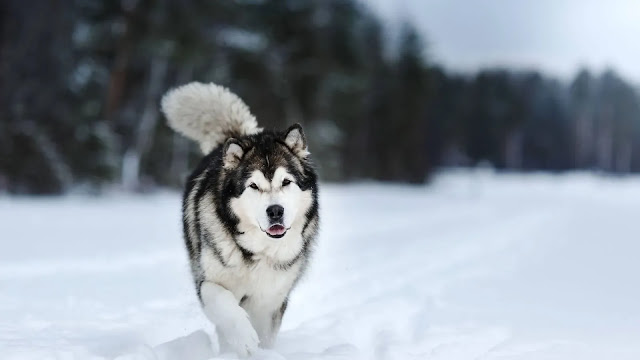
249,183 -> 259,190
282,179 -> 292,187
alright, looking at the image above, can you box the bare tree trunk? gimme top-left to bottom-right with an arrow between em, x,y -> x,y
265,44 -> 299,129
19,121 -> 73,190
616,138 -> 632,173
121,56 -> 168,191
574,111 -> 593,168
105,6 -> 137,119
281,72 -> 303,127
504,128 -> 523,169
596,107 -> 614,171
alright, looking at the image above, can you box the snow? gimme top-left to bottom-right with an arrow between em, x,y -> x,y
2,170 -> 640,359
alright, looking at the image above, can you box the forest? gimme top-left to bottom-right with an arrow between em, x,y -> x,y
2,0 -> 640,194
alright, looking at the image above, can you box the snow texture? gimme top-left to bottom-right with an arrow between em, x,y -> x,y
2,170 -> 640,359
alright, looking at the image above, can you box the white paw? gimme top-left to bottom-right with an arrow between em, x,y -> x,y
218,316 -> 260,358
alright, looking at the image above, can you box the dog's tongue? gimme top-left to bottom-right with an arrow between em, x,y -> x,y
267,224 -> 286,236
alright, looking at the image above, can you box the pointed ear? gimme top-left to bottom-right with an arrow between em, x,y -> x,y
222,138 -> 244,169
283,123 -> 309,157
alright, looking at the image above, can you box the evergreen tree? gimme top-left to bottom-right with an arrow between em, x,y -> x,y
3,0 -> 640,194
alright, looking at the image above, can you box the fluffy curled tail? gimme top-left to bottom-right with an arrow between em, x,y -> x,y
161,82 -> 261,153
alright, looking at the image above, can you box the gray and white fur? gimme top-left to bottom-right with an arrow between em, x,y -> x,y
161,82 -> 319,357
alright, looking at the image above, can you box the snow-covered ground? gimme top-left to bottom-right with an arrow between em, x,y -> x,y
2,170 -> 640,360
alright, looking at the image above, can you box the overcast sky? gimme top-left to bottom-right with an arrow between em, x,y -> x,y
364,0 -> 640,84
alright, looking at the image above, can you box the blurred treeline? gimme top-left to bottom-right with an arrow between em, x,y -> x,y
2,1 -> 640,194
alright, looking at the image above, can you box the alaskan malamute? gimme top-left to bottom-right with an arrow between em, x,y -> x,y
161,82 -> 319,357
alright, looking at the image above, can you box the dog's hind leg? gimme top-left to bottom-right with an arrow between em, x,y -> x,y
199,282 -> 259,357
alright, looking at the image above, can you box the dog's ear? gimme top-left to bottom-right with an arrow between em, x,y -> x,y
222,138 -> 244,169
283,123 -> 309,158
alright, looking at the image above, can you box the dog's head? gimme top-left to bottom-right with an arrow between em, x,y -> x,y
219,124 -> 317,242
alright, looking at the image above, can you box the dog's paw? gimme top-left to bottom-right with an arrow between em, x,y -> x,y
218,316 -> 260,358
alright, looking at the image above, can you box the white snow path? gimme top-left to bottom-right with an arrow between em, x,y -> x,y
1,171 -> 639,359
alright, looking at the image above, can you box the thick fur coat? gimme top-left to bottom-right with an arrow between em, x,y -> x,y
161,82 -> 319,357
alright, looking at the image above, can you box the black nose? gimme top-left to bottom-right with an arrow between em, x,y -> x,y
266,205 -> 284,222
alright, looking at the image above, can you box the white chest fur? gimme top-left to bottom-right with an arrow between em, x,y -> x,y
200,244 -> 302,308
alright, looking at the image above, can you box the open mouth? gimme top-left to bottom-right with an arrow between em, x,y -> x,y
265,224 -> 287,238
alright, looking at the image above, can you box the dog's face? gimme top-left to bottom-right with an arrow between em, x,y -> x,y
233,167 -> 307,239
223,124 -> 316,241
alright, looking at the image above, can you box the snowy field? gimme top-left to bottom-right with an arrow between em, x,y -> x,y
2,170 -> 640,360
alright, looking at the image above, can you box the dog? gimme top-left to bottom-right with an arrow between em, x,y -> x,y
161,82 -> 319,357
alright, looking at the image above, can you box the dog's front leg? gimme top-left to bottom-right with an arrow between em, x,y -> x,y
248,299 -> 288,349
248,310 -> 276,349
199,282 -> 259,357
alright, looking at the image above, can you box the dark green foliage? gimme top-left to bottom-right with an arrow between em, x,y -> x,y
1,0 -> 640,194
